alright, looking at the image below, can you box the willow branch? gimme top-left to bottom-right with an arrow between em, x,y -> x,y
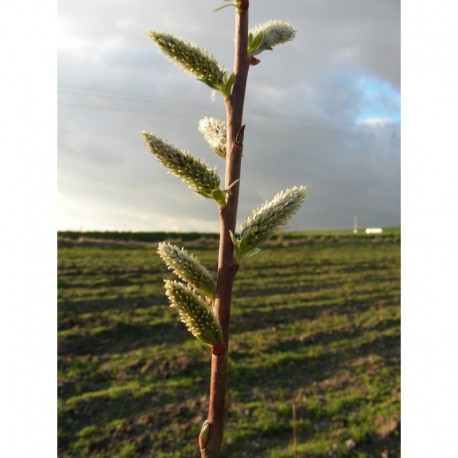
200,1 -> 250,457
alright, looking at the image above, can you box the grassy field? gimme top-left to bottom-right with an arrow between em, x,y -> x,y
58,232 -> 400,457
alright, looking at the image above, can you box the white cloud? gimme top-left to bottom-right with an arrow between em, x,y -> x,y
358,118 -> 392,127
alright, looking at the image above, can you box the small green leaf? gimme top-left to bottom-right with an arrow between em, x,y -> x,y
229,230 -> 238,248
214,3 -> 234,12
214,0 -> 240,12
212,189 -> 227,208
248,20 -> 297,57
229,230 -> 242,263
248,32 -> 264,56
225,179 -> 240,192
223,72 -> 235,96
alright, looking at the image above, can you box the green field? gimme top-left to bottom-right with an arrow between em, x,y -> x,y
58,232 -> 400,457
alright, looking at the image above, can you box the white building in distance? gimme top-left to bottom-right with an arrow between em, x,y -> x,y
365,227 -> 383,234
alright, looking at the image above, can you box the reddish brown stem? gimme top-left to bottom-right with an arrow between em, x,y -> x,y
200,1 -> 250,457
292,401 -> 297,457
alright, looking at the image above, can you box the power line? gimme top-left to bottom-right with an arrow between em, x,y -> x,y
58,84 -> 400,136
58,84 -> 217,110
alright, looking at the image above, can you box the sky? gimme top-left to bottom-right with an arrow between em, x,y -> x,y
58,0 -> 400,232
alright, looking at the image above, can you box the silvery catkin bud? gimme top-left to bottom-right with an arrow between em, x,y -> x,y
147,31 -> 228,93
248,20 -> 297,56
234,186 -> 307,262
198,117 -> 227,160
158,242 -> 216,300
141,131 -> 226,207
164,280 -> 223,347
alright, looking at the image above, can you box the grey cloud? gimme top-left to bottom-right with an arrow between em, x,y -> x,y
235,119 -> 399,229
58,0 -> 400,231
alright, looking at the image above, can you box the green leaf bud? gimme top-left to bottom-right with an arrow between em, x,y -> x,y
199,420 -> 210,450
164,280 -> 223,347
158,242 -> 216,299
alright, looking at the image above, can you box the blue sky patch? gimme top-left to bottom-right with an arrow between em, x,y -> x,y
357,75 -> 400,124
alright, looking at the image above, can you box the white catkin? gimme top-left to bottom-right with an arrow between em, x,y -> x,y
141,131 -> 221,199
158,242 -> 216,299
198,117 -> 227,159
147,31 -> 227,92
249,20 -> 297,56
239,185 -> 307,249
164,280 -> 223,346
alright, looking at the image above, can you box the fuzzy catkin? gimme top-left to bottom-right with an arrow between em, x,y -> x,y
158,242 -> 216,299
249,20 -> 297,56
147,31 -> 227,92
164,280 -> 223,347
198,117 -> 227,160
240,185 -> 307,249
141,131 -> 221,199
